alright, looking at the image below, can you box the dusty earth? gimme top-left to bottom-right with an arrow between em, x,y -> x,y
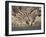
12,6 -> 41,31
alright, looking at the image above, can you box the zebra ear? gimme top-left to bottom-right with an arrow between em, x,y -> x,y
30,9 -> 37,18
31,9 -> 37,14
19,6 -> 22,10
37,8 -> 41,16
